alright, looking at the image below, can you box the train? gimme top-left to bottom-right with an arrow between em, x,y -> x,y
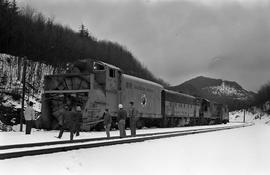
40,59 -> 229,131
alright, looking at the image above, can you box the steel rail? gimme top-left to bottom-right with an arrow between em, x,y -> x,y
0,124 -> 247,150
0,123 -> 252,160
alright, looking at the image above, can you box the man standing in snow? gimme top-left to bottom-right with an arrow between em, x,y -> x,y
128,101 -> 138,137
103,108 -> 112,138
57,105 -> 77,141
117,104 -> 127,138
74,105 -> 83,137
24,101 -> 35,135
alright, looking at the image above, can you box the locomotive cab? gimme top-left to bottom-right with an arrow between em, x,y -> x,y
93,61 -> 122,116
93,61 -> 122,92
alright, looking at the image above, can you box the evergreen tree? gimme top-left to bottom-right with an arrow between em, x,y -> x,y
79,24 -> 89,38
254,82 -> 270,108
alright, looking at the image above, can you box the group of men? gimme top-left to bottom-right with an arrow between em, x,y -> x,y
57,101 -> 138,140
23,100 -> 138,140
103,101 -> 138,138
23,101 -> 83,141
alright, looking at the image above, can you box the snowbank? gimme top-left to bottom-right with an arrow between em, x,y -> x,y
229,110 -> 270,124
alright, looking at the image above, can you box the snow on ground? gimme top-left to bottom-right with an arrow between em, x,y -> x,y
1,112 -> 270,175
1,123 -> 239,146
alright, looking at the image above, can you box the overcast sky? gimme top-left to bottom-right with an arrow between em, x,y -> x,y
17,0 -> 270,92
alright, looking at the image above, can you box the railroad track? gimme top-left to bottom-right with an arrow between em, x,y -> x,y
0,123 -> 252,160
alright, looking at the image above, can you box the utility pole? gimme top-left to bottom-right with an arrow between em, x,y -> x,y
20,59 -> 27,132
243,109 -> 246,123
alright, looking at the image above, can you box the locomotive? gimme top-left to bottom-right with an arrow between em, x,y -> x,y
41,60 -> 229,131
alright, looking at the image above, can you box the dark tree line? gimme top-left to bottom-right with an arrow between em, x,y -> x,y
254,82 -> 270,108
0,0 -> 168,85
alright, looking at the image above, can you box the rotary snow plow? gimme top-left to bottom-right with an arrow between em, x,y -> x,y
41,60 -> 113,131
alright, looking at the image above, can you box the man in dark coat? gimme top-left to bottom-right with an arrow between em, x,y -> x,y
128,101 -> 138,137
24,101 -> 35,135
74,106 -> 83,136
57,106 -> 77,141
117,104 -> 127,138
103,108 -> 112,138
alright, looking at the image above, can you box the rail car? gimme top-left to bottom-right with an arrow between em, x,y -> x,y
162,90 -> 200,127
41,60 -> 229,131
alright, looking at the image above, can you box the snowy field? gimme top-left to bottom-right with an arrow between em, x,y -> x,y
0,112 -> 270,175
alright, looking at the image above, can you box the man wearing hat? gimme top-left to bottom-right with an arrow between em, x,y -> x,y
117,104 -> 127,138
74,105 -> 83,136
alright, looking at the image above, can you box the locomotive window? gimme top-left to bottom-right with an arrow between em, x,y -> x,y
204,105 -> 208,111
109,69 -> 115,78
94,63 -> 105,71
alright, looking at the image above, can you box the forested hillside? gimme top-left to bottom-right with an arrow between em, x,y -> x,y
0,0 -> 167,85
254,82 -> 270,110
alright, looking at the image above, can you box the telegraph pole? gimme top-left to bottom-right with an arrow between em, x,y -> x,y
243,109 -> 246,123
20,59 -> 27,132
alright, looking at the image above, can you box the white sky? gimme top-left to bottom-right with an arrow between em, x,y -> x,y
17,0 -> 270,91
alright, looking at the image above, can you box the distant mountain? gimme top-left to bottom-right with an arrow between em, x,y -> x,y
169,76 -> 255,111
